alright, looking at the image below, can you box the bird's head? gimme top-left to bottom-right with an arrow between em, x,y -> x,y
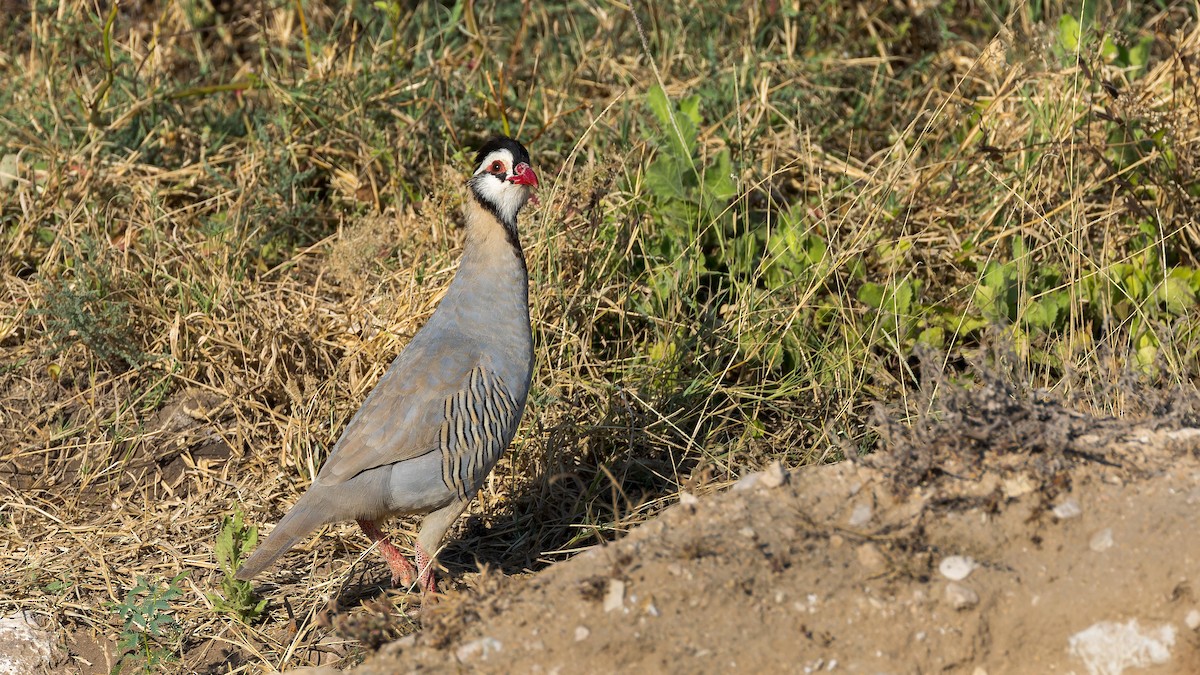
468,136 -> 539,226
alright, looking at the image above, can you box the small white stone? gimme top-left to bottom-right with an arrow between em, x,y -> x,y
1002,475 -> 1036,498
574,626 -> 590,641
1185,609 -> 1200,631
938,555 -> 977,581
679,492 -> 699,508
455,637 -> 502,662
1068,619 -> 1175,672
739,526 -> 757,539
945,582 -> 980,610
644,602 -> 659,617
733,472 -> 761,491
1089,528 -> 1114,552
855,543 -> 887,574
848,503 -> 873,527
1053,498 -> 1082,520
758,461 -> 787,488
604,580 -> 626,613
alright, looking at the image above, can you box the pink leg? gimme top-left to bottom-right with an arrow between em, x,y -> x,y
357,519 -> 417,587
415,542 -> 438,597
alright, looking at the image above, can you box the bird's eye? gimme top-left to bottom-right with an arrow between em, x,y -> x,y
490,161 -> 504,173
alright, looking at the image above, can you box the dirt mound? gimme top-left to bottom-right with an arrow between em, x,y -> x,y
324,387 -> 1200,674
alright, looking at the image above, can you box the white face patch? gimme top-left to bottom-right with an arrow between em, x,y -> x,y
470,148 -> 533,224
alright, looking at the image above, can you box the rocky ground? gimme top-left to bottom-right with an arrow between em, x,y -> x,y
304,380 -> 1200,674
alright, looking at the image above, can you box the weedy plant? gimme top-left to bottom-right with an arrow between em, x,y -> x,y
108,573 -> 189,674
207,509 -> 268,624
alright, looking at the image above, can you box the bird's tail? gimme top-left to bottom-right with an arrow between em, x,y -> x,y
234,495 -> 329,581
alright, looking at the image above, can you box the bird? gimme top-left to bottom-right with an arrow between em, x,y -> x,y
235,136 -> 539,597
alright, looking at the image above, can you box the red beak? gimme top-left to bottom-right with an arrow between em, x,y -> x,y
509,162 -> 539,187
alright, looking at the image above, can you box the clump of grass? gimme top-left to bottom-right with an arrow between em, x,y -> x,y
37,279 -> 143,371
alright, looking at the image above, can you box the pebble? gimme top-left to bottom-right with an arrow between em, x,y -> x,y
856,543 -> 887,574
1068,619 -> 1174,671
848,502 -> 873,527
938,555 -> 977,581
739,526 -> 757,539
574,626 -> 590,641
759,461 -> 787,488
455,637 -> 502,663
1053,498 -> 1082,520
679,492 -> 699,510
1089,528 -> 1114,552
1186,610 -> 1200,631
732,472 -> 761,491
945,582 -> 980,610
604,580 -> 626,613
1002,475 -> 1036,498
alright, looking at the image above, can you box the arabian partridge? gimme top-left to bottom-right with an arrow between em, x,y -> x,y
235,136 -> 539,596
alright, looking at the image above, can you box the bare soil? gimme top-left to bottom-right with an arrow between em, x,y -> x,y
317,383 -> 1200,675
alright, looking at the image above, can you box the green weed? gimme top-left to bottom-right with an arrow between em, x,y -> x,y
207,509 -> 268,624
108,573 -> 189,674
38,280 -> 144,371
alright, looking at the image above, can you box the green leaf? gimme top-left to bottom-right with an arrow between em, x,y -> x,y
918,325 -> 945,348
1101,35 -> 1119,60
1158,274 -> 1195,315
645,157 -> 687,201
646,85 -> 697,158
702,149 -> 736,203
857,282 -> 885,309
679,95 -> 701,126
1024,296 -> 1059,331
1058,15 -> 1081,53
1127,36 -> 1152,69
647,85 -> 672,128
893,280 -> 914,315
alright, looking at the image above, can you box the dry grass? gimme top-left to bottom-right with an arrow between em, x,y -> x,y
2,0 -> 1199,670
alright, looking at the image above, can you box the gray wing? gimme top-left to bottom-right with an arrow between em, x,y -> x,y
314,332 -> 484,486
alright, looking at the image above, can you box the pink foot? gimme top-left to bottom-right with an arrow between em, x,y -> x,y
415,542 -> 439,599
357,519 -> 417,586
